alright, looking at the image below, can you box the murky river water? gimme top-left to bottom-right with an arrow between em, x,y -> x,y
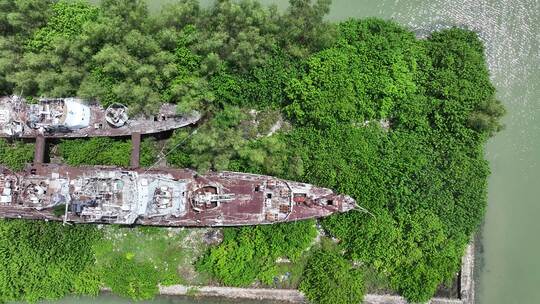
57,1 -> 540,303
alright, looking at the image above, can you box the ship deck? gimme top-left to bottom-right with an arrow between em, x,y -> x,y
0,165 -> 350,227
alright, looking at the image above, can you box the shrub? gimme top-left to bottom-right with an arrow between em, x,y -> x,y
58,137 -> 156,167
0,220 -> 101,302
197,220 -> 317,286
101,254 -> 159,300
0,139 -> 34,171
300,242 -> 365,304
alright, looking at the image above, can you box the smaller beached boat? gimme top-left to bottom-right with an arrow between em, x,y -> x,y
0,96 -> 200,138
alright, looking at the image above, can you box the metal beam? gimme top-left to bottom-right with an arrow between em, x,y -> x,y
130,132 -> 141,168
34,134 -> 46,164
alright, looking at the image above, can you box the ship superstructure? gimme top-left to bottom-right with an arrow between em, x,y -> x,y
0,164 -> 356,226
0,96 -> 200,138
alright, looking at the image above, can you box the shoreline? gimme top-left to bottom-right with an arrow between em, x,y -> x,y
147,243 -> 476,304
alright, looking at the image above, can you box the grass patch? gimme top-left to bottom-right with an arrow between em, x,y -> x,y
186,287 -> 200,297
94,226 -> 212,291
362,266 -> 393,295
273,251 -> 312,289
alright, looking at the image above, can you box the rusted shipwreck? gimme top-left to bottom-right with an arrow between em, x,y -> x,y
0,96 -> 200,138
0,164 -> 356,226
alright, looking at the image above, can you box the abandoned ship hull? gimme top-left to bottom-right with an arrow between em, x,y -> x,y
0,96 -> 200,138
8,113 -> 201,138
0,204 -> 338,227
0,164 -> 356,227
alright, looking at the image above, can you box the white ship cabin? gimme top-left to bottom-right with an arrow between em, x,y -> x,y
28,98 -> 90,131
138,174 -> 187,219
69,172 -> 188,225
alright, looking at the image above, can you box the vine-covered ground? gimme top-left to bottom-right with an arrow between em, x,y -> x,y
0,0 -> 504,303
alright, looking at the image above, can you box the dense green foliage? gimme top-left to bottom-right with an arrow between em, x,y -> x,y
28,0 -> 99,51
167,106 -> 301,176
0,220 -> 101,302
93,226 -> 212,299
1,0 -> 334,112
197,220 -> 317,286
0,139 -> 34,170
0,0 -> 504,303
58,137 -> 157,167
300,22 -> 503,301
299,241 -> 365,304
101,255 -> 159,300
0,0 -> 53,94
191,18 -> 503,303
285,20 -> 420,128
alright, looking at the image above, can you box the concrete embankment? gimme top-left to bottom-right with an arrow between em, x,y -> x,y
157,286 -> 461,304
159,285 -> 305,302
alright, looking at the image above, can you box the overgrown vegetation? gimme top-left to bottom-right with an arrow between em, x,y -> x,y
0,0 -> 504,303
299,240 -> 365,304
101,255 -> 159,300
57,137 -> 157,167
190,16 -> 504,304
0,220 -> 101,302
0,139 -> 34,170
196,220 -> 317,286
93,226 -> 214,300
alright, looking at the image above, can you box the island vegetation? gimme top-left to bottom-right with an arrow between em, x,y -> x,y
0,0 -> 504,303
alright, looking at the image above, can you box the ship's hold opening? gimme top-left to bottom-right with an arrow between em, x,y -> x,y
153,115 -> 168,122
70,199 -> 98,215
279,205 -> 291,213
202,186 -> 217,194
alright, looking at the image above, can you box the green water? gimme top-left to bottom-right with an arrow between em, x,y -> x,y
69,1 -> 540,303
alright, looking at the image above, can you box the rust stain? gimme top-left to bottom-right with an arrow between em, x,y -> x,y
0,164 -> 357,227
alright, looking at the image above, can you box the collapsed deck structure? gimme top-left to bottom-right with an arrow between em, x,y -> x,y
0,96 -> 200,138
0,164 -> 356,226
